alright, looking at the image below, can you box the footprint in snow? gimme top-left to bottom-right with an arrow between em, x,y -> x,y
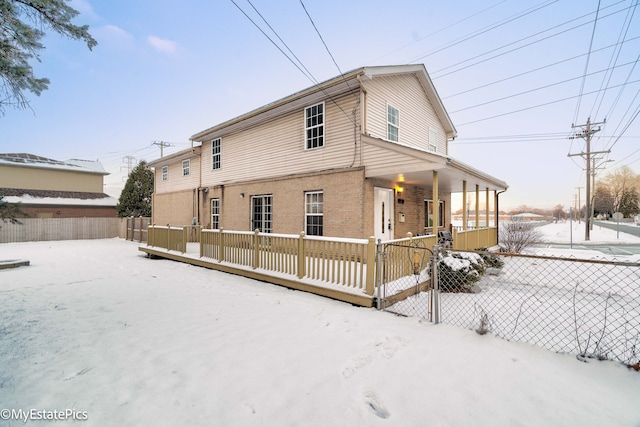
364,389 -> 390,419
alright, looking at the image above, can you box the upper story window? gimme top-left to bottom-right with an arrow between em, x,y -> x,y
305,191 -> 323,236
162,165 -> 168,181
305,102 -> 324,149
182,159 -> 190,176
429,128 -> 438,152
212,138 -> 221,170
387,104 -> 399,142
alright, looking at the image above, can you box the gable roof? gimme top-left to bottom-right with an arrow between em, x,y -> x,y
0,153 -> 108,175
190,64 -> 456,142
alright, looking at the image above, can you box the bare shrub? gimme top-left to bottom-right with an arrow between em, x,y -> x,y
499,218 -> 545,253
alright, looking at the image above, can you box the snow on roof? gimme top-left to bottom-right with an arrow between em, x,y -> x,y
0,153 -> 108,175
1,188 -> 117,207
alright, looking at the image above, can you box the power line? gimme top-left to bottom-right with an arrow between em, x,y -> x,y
442,35 -> 640,99
407,0 -> 559,64
572,0 -> 602,126
449,61 -> 638,114
454,79 -> 640,126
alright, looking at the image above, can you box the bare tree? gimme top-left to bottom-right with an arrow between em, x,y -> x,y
499,217 -> 545,253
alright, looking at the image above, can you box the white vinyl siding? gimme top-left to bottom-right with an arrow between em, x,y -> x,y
198,93 -> 358,187
154,156 -> 201,194
363,74 -> 448,154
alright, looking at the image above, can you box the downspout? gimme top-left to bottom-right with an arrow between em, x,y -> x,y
357,76 -> 368,167
198,142 -> 202,225
495,189 -> 507,247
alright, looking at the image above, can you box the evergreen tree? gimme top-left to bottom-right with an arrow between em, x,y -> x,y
0,195 -> 27,224
1,0 -> 97,114
117,161 -> 153,218
619,188 -> 640,218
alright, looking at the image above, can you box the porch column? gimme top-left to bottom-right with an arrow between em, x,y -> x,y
494,190 -> 498,227
462,180 -> 467,231
432,171 -> 439,236
485,187 -> 490,228
475,184 -> 480,230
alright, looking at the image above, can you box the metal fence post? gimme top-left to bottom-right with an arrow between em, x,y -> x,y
432,244 -> 440,324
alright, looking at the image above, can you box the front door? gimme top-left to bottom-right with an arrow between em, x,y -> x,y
374,187 -> 394,241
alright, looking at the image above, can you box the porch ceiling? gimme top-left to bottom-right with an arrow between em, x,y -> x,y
362,136 -> 508,193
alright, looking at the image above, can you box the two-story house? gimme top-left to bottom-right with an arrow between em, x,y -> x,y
149,64 -> 507,241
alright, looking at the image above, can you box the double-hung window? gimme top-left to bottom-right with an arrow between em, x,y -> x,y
251,195 -> 272,233
305,191 -> 323,236
387,104 -> 399,142
305,102 -> 324,149
425,200 -> 445,228
182,159 -> 190,176
212,138 -> 221,170
161,165 -> 168,181
429,128 -> 438,152
211,198 -> 220,229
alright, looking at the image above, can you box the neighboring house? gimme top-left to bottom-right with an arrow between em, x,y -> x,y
0,153 -> 117,218
510,213 -> 547,222
149,64 -> 508,240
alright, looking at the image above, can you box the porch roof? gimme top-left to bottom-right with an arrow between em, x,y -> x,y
362,135 -> 508,194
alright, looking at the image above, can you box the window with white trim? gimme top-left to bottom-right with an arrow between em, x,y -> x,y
305,191 -> 323,236
211,198 -> 220,229
425,200 -> 445,228
251,195 -> 272,233
162,165 -> 168,181
212,138 -> 221,170
429,128 -> 438,152
305,102 -> 324,149
182,159 -> 190,176
387,104 -> 399,142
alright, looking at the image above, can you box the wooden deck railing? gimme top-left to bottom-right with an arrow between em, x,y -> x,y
146,225 -> 497,300
149,226 -> 377,296
452,227 -> 498,250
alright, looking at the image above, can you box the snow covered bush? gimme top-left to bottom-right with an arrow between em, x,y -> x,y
438,251 -> 488,293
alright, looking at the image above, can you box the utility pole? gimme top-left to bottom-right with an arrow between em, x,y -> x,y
152,141 -> 172,158
569,117 -> 606,241
574,187 -> 582,223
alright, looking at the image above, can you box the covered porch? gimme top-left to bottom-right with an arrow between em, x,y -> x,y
363,135 -> 509,248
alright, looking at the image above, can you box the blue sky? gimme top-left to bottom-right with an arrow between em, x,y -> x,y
1,0 -> 639,211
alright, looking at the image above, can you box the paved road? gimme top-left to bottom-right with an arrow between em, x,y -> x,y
594,220 -> 640,238
542,220 -> 640,256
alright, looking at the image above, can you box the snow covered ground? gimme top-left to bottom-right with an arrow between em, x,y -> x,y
0,224 -> 639,426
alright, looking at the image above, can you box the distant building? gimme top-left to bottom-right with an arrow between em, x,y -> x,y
0,153 -> 117,218
510,212 -> 546,222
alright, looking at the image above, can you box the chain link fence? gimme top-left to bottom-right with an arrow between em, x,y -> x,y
381,246 -> 640,368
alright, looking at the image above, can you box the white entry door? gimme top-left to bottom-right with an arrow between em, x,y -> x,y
374,187 -> 394,241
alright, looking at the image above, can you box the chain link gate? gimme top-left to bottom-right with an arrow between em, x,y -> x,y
376,240 -> 441,322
